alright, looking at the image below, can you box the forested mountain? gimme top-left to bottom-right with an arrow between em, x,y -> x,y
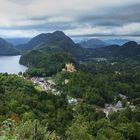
5,38 -> 31,45
16,31 -> 84,54
0,38 -> 19,55
80,38 -> 109,48
105,39 -> 129,45
16,31 -> 140,61
19,31 -> 89,76
90,41 -> 140,58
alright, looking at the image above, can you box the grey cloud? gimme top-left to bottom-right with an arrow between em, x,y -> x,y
78,4 -> 140,27
29,16 -> 51,21
0,22 -> 77,31
9,0 -> 36,5
1,0 -> 140,37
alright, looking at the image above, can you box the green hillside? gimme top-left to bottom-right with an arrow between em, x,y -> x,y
0,38 -> 19,55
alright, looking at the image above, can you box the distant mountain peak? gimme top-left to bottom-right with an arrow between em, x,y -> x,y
16,30 -> 75,51
53,30 -> 65,36
80,38 -> 109,49
122,41 -> 137,48
0,38 -> 19,55
0,38 -> 10,45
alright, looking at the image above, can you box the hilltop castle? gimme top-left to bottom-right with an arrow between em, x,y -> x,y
62,63 -> 76,73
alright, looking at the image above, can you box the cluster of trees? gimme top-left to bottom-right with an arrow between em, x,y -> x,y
0,120 -> 58,140
55,71 -> 114,107
20,50 -> 76,76
55,66 -> 140,107
66,106 -> 140,140
0,74 -> 74,139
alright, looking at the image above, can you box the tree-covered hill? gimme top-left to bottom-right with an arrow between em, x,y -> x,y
90,41 -> 140,59
16,31 -> 140,60
20,50 -> 76,76
19,31 -> 89,76
80,38 -> 109,48
16,31 -> 88,59
0,38 -> 19,55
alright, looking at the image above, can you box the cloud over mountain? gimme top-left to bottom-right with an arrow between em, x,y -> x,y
0,0 -> 140,37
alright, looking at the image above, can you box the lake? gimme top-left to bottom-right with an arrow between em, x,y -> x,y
0,55 -> 27,74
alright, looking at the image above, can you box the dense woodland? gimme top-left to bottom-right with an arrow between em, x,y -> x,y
0,57 -> 140,139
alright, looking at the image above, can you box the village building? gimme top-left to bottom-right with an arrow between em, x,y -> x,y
68,98 -> 77,105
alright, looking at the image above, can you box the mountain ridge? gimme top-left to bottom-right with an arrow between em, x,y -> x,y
16,31 -> 75,51
0,38 -> 19,56
80,38 -> 109,49
90,41 -> 140,58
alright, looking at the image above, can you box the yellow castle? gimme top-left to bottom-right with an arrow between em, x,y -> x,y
65,63 -> 76,72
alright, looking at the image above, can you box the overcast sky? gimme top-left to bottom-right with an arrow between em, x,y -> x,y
0,0 -> 140,38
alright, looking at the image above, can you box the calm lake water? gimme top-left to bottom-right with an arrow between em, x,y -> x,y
0,55 -> 27,74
